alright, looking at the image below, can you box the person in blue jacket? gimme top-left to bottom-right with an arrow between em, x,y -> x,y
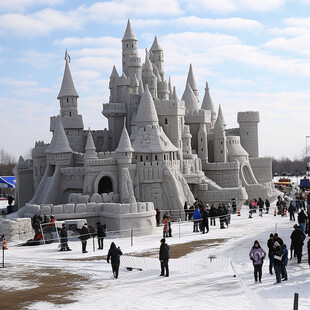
193,206 -> 201,232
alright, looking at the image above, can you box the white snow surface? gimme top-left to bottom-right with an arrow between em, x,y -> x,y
2,202 -> 310,310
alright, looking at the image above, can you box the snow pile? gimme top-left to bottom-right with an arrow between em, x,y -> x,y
0,217 -> 34,241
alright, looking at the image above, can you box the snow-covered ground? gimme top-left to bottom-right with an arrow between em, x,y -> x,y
2,202 -> 310,310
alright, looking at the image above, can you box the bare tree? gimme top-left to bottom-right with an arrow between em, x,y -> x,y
0,148 -> 17,176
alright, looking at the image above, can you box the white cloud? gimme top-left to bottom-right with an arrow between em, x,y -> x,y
0,0 -> 63,13
268,26 -> 310,37
54,36 -> 120,48
0,9 -> 81,37
175,16 -> 263,30
264,35 -> 310,56
220,78 -> 255,86
181,0 -> 284,14
17,49 -> 58,68
0,77 -> 38,87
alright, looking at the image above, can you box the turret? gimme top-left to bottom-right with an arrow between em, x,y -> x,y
198,124 -> 208,161
109,65 -> 119,102
52,51 -> 84,152
122,19 -> 140,78
237,111 -> 260,158
201,82 -> 216,126
150,36 -> 164,81
142,49 -> 157,99
213,105 -> 227,162
116,121 -> 134,165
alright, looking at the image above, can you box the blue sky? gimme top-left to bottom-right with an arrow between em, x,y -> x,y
1,0 -> 310,161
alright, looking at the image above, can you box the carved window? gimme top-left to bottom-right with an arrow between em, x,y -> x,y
66,98 -> 69,103
140,155 -> 143,162
155,155 -> 158,160
165,118 -> 168,124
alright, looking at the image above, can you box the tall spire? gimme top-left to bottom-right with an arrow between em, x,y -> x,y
45,117 -> 72,154
173,86 -> 180,102
135,84 -> 158,128
57,50 -> 79,99
110,65 -> 119,79
122,19 -> 137,41
181,83 -> 199,110
218,104 -> 226,126
138,77 -> 144,95
201,82 -> 216,124
186,64 -> 199,101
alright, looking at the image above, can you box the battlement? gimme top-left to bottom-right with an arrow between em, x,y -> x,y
87,158 -> 118,166
102,102 -> 126,113
128,55 -> 141,65
98,151 -> 116,158
237,111 -> 260,123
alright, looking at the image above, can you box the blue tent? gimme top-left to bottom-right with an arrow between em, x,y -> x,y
0,176 -> 16,188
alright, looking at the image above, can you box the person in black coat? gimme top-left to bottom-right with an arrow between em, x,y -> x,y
96,222 -> 106,250
288,203 -> 295,221
201,208 -> 209,234
265,199 -> 270,214
59,223 -> 72,251
273,241 -> 283,284
107,242 -> 123,278
267,233 -> 274,275
159,238 -> 170,277
290,225 -> 306,263
78,223 -> 90,253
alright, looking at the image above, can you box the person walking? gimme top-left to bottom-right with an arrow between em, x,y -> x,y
290,224 -> 305,263
78,223 -> 90,253
267,233 -> 274,275
107,242 -> 123,279
288,202 -> 295,221
258,198 -> 265,217
159,238 -> 170,277
298,209 -> 307,232
281,244 -> 288,281
96,222 -> 106,250
59,223 -> 72,251
273,241 -> 283,284
265,199 -> 270,214
249,240 -> 266,283
162,215 -> 169,238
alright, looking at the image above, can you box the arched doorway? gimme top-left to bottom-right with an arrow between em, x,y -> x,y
98,176 -> 113,194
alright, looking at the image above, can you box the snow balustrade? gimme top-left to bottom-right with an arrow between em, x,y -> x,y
18,199 -> 157,236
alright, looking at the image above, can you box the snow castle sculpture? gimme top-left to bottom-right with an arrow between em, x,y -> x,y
14,20 -> 278,232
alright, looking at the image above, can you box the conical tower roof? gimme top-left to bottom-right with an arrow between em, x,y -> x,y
173,86 -> 180,102
214,111 -> 226,136
181,83 -> 199,110
218,104 -> 226,126
85,129 -> 97,159
45,117 -> 72,154
57,51 -> 79,99
116,122 -> 134,153
110,65 -> 119,79
135,84 -> 159,128
16,155 -> 28,169
186,63 -> 198,99
150,36 -> 163,52
143,49 -> 153,72
138,77 -> 144,95
122,19 -> 137,41
201,82 -> 216,123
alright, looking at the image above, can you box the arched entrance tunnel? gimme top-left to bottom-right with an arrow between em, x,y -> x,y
98,176 -> 113,194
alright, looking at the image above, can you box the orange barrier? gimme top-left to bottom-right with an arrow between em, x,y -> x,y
238,208 -> 241,216
3,239 -> 8,250
284,206 -> 287,216
274,208 -> 277,216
